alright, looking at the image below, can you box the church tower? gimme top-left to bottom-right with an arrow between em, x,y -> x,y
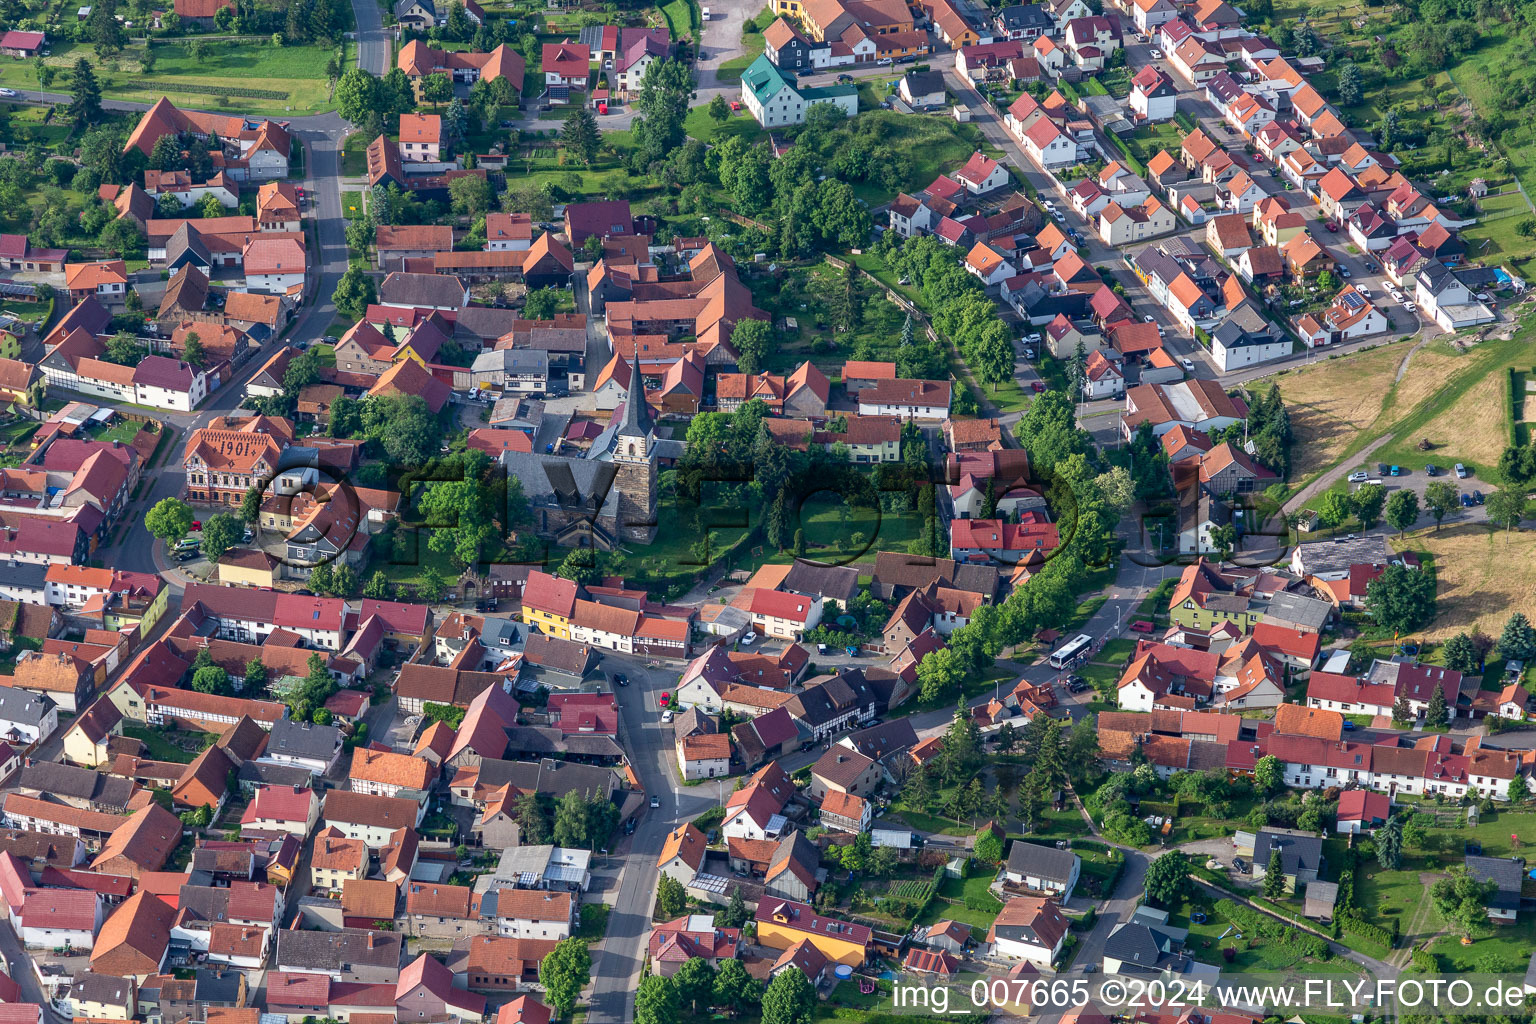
612,359 -> 658,543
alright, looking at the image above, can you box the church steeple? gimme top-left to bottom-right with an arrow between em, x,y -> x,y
615,356 -> 652,442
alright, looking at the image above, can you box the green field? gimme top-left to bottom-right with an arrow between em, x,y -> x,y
0,39 -> 348,116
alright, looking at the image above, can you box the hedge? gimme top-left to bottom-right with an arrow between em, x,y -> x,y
1337,912 -> 1393,950
1410,949 -> 1439,972
121,78 -> 291,100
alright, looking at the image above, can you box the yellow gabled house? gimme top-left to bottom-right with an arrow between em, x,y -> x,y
520,570 -> 579,640
755,898 -> 870,967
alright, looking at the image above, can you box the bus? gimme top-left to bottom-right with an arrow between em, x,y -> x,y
1048,633 -> 1094,670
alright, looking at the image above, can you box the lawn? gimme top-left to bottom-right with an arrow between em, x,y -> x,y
1394,522 -> 1536,641
342,192 -> 364,220
124,724 -> 205,764
93,420 -> 144,445
342,133 -> 371,178
1252,338 -> 1421,480
747,262 -> 910,375
914,873 -> 1005,931
0,40 -> 349,116
682,102 -> 768,145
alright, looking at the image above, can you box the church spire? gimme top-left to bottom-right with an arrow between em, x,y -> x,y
616,355 -> 651,438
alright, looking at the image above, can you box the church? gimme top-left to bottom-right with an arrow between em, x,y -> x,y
497,361 -> 676,549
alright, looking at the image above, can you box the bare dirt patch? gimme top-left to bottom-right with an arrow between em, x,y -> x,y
1269,343 -> 1416,477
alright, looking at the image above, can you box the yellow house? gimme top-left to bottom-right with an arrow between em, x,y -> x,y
103,577 -> 171,634
61,696 -> 124,768
0,332 -> 21,361
217,549 -> 281,588
520,570 -> 578,641
755,899 -> 870,967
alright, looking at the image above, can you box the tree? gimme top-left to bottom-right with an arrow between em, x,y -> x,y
418,565 -> 448,602
449,174 -> 493,218
539,937 -> 591,1017
708,93 -> 730,124
335,67 -> 381,125
34,58 -> 54,90
1510,774 -> 1529,803
561,105 -> 600,166
1441,632 -> 1479,674
657,873 -> 688,918
973,825 -> 1003,864
1366,564 -> 1437,634
201,513 -> 243,564
1262,848 -> 1287,900
1498,612 -> 1536,661
1392,695 -> 1413,725
1423,481 -> 1458,530
444,0 -> 471,39
1144,851 -> 1191,908
88,1 -> 124,58
556,548 -> 600,586
240,486 -> 263,525
244,658 -> 268,692
1375,815 -> 1403,869
192,665 -> 232,695
145,498 -> 194,544
713,958 -> 760,1017
68,59 -> 103,130
334,265 -> 376,319
1424,680 -> 1448,728
421,72 -> 454,109
524,288 -> 558,321
1430,869 -> 1495,939
512,792 -> 550,842
1315,489 -> 1353,533
674,957 -> 716,1015
363,570 -> 393,599
1336,60 -> 1362,106
1351,483 -> 1386,530
730,318 -> 771,375
1253,754 -> 1283,796
635,974 -> 679,1024
1385,488 -> 1420,536
1487,488 -> 1526,533
179,332 -> 209,368
760,967 -> 815,1024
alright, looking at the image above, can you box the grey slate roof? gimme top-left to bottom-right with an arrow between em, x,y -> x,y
1263,590 -> 1332,632
17,760 -> 136,809
1004,840 -> 1079,884
1253,829 -> 1323,875
0,561 -> 47,594
1466,855 -> 1525,910
237,760 -> 314,790
1104,922 -> 1176,972
267,719 -> 341,760
276,927 -> 403,972
0,684 -> 54,727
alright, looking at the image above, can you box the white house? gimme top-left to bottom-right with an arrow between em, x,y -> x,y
242,238 -> 307,295
0,685 -> 58,745
1130,65 -> 1178,121
987,897 -> 1068,966
1022,117 -> 1082,171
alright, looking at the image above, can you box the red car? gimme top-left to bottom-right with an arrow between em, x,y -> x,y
1031,380 -> 1046,393
191,521 -> 202,531
598,103 -> 608,114
660,692 -> 671,708
1129,619 -> 1155,633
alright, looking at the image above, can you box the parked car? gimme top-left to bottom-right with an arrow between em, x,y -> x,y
1342,720 -> 1356,731
1179,357 -> 1195,371
1378,463 -> 1389,474
1348,471 -> 1369,483
1404,301 -> 1418,313
876,56 -> 894,65
1474,490 -> 1485,504
1425,464 -> 1439,476
176,551 -> 198,562
1461,492 -> 1473,508
1340,266 -> 1351,277
1455,463 -> 1469,478
660,710 -> 673,722
1389,465 -> 1402,476
1031,380 -> 1046,393
650,795 -> 661,808
191,520 -> 202,530
1325,221 -> 1339,231
1149,47 -> 1163,57
660,691 -> 671,707
614,674 -> 628,687
1143,314 -> 1156,323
